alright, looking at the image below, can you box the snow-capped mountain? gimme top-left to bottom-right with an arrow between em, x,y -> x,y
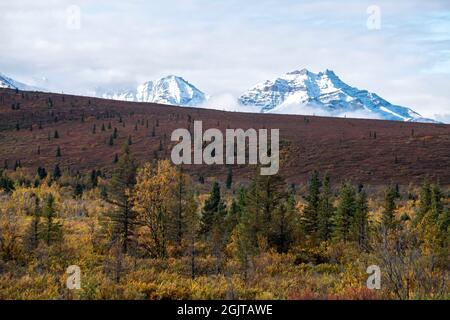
0,72 -> 43,91
1,69 -> 439,123
239,69 -> 436,122
97,75 -> 207,107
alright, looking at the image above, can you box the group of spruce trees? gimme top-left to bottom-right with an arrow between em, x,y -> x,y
1,139 -> 447,275
103,143 -> 447,270
301,171 -> 371,248
23,193 -> 63,253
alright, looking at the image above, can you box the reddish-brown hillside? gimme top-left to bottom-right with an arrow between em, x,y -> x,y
1,88 -> 449,186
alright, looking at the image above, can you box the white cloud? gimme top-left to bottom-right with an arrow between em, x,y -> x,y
199,93 -> 260,113
434,113 -> 450,123
268,101 -> 384,120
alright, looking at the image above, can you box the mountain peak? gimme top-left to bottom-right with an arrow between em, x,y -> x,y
97,75 -> 206,107
286,68 -> 310,75
160,74 -> 179,81
156,75 -> 193,89
239,69 -> 436,123
322,69 -> 338,78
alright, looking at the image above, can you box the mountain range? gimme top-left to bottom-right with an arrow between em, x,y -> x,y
240,69 -> 436,123
94,75 -> 207,107
0,70 -> 437,123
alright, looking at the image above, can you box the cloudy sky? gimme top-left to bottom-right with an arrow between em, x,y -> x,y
1,0 -> 450,121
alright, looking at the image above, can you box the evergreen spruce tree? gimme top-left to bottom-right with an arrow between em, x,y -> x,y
430,184 -> 443,221
37,167 -> 47,180
42,194 -> 62,245
24,195 -> 41,251
74,184 -> 83,198
333,183 -> 356,242
0,172 -> 14,193
53,164 -> 61,180
225,199 -> 241,235
199,181 -> 228,271
269,185 -> 296,253
302,170 -> 321,239
240,179 -> 262,251
354,188 -> 369,250
437,207 -> 449,247
382,185 -> 397,232
226,167 -> 233,189
416,180 -> 431,224
200,182 -> 225,236
242,172 -> 287,250
259,174 -> 287,231
90,169 -> 98,187
107,142 -> 137,254
317,174 -> 334,242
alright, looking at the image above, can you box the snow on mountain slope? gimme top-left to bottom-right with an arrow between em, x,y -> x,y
95,88 -> 137,102
239,69 -> 436,123
0,73 -> 43,91
136,81 -> 154,102
148,75 -> 206,106
97,76 -> 207,107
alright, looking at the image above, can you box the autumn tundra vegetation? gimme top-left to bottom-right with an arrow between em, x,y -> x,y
0,140 -> 448,300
